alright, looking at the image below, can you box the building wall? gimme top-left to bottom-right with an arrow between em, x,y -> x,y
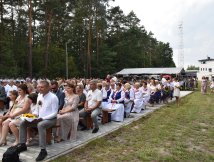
197,60 -> 214,80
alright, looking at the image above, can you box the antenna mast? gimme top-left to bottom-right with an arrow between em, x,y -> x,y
178,22 -> 184,68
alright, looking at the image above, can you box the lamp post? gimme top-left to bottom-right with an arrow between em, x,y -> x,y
65,40 -> 71,79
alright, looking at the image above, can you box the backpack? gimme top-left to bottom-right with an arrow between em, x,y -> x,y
2,146 -> 20,162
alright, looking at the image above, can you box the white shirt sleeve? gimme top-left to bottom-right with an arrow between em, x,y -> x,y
42,95 -> 59,120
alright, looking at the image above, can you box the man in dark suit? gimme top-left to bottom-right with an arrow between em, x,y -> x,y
51,80 -> 65,111
0,83 -> 6,110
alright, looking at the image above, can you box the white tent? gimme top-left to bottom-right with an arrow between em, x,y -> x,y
116,67 -> 184,75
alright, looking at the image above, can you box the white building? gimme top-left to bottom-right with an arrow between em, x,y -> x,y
197,57 -> 214,80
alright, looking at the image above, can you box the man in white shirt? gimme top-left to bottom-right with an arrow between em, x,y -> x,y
17,80 -> 59,161
79,79 -> 102,133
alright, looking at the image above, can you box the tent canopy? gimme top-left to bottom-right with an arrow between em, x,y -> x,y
116,67 -> 184,75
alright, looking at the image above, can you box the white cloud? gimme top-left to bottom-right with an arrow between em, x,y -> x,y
110,0 -> 214,69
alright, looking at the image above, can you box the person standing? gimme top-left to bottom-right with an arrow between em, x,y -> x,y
16,80 -> 59,161
201,76 -> 208,94
173,78 -> 180,107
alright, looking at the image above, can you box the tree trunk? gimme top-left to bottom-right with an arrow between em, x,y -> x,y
0,0 -> 3,64
28,0 -> 33,78
87,17 -> 92,78
44,8 -> 53,76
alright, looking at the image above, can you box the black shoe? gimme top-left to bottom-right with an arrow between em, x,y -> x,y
36,149 -> 47,161
16,143 -> 27,153
92,127 -> 99,133
80,126 -> 87,131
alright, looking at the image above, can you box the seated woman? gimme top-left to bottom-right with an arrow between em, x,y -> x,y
148,79 -> 157,107
26,93 -> 38,145
101,82 -> 111,109
0,84 -> 29,146
131,82 -> 145,113
0,90 -> 18,145
103,83 -> 125,122
76,84 -> 86,111
124,83 -> 134,117
141,82 -> 151,107
56,83 -> 79,142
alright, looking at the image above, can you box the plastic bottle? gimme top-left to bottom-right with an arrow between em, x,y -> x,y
51,133 -> 54,144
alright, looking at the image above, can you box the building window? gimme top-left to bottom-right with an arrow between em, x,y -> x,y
209,68 -> 212,72
202,61 -> 206,64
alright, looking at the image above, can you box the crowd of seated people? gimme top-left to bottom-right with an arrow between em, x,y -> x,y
0,76 -> 182,161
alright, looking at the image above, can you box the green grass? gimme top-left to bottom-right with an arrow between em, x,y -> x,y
52,90 -> 214,162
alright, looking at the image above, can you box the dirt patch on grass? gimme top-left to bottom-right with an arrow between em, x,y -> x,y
158,148 -> 171,156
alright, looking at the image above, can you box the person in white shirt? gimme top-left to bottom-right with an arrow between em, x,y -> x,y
79,80 -> 102,133
17,80 -> 59,161
173,78 -> 180,107
131,82 -> 145,113
141,82 -> 151,106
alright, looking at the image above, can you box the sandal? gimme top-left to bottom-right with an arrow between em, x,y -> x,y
0,141 -> 7,146
26,138 -> 33,146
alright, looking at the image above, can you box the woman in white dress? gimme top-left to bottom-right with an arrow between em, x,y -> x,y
131,82 -> 144,113
141,82 -> 150,107
124,83 -> 134,117
210,79 -> 214,93
173,78 -> 180,107
103,83 -> 125,122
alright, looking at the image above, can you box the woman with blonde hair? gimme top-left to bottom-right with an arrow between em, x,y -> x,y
0,90 -> 18,145
124,83 -> 134,117
131,82 -> 144,113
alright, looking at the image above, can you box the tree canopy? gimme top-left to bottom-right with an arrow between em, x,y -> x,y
0,0 -> 175,79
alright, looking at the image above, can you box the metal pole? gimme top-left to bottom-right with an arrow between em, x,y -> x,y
66,42 -> 68,79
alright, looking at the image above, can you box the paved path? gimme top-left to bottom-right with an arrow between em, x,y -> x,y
0,91 -> 192,162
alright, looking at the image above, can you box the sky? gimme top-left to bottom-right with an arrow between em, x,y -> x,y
110,0 -> 214,69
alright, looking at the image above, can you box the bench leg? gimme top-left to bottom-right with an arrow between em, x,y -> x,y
86,115 -> 93,129
102,110 -> 109,124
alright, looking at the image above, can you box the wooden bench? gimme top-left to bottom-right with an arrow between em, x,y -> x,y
102,110 -> 111,124
46,125 -> 60,144
79,114 -> 93,129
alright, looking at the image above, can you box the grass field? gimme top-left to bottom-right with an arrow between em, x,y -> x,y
52,90 -> 214,162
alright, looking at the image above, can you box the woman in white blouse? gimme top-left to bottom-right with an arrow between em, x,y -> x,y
173,78 -> 180,107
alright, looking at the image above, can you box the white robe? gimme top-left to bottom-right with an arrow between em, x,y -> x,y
141,87 -> 151,105
132,88 -> 145,113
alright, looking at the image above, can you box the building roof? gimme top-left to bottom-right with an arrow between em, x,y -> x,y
198,57 -> 214,62
116,67 -> 184,75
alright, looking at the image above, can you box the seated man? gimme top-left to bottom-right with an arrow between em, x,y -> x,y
16,80 -> 59,161
79,80 -> 102,133
51,80 -> 65,111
